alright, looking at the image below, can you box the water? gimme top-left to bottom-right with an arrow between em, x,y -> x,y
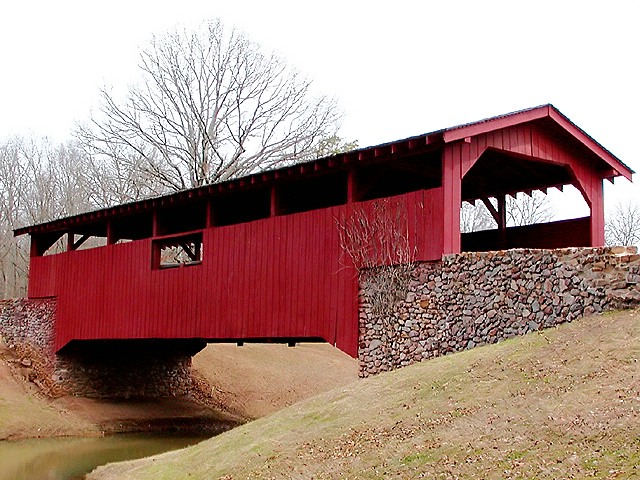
0,433 -> 209,480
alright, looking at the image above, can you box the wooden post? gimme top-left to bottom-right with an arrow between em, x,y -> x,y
106,219 -> 116,245
442,146 -> 462,254
270,186 -> 278,217
571,167 -> 605,247
589,180 -> 605,246
205,200 -> 213,228
497,195 -> 507,250
347,169 -> 356,203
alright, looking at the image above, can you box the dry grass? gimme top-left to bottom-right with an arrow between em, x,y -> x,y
90,309 -> 640,479
0,339 -> 97,439
0,339 -> 357,440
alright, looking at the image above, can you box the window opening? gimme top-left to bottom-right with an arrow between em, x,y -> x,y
212,188 -> 271,226
276,172 -> 348,215
152,232 -> 203,269
155,202 -> 207,236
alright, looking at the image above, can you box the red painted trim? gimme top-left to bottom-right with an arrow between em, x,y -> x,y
443,105 -> 550,143
547,108 -> 633,181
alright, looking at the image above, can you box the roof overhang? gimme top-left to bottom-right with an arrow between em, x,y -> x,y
14,104 -> 633,237
443,104 -> 633,182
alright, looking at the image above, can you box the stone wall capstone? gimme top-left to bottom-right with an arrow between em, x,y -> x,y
359,246 -> 640,376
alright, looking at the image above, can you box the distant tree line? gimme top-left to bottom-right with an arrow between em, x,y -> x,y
0,20 -> 355,299
0,20 -> 637,299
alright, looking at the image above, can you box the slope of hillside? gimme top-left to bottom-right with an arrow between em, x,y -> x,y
0,339 -> 98,440
0,339 -> 357,440
192,343 -> 359,419
90,309 -> 640,479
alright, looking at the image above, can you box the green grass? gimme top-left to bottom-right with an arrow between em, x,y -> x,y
89,309 -> 640,479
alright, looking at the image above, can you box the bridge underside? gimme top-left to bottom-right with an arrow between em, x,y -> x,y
55,337 -> 329,398
56,339 -> 205,398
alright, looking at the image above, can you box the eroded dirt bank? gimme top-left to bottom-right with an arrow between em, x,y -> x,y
0,341 -> 358,440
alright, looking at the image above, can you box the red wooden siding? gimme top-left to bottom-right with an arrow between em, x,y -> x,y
462,217 -> 591,252
442,122 -> 610,248
28,190 -> 443,356
21,105 -> 631,360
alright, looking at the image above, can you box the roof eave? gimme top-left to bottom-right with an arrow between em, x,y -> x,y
442,104 -> 633,182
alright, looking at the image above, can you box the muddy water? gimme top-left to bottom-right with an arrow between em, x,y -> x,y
0,433 -> 209,480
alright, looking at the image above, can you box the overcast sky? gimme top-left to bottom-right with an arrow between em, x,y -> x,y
1,0 -> 638,214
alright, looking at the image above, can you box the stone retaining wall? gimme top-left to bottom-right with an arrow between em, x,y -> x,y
359,246 -> 640,376
55,351 -> 194,398
0,298 -> 56,353
1,299 -> 200,398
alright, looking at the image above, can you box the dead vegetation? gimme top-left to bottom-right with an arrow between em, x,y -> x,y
89,309 -> 639,480
336,199 -> 416,319
1,340 -> 67,398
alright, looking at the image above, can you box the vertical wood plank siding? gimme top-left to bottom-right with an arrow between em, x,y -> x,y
442,123 -> 605,247
28,190 -> 443,357
25,114 -> 617,358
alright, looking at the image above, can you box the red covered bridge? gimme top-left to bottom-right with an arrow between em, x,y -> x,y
15,105 -> 633,359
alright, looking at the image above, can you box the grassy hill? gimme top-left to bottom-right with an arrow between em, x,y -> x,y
89,309 -> 639,479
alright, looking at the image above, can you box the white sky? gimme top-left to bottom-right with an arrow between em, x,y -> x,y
1,0 -> 638,216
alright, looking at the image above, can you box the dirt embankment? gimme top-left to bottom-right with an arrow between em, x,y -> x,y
0,340 -> 358,441
90,309 -> 640,480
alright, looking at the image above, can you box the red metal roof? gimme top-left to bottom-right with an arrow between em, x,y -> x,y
14,104 -> 633,237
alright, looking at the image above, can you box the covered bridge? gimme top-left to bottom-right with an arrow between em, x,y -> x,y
15,105 -> 633,358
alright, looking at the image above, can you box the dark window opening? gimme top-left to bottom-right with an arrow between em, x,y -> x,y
65,222 -> 109,252
155,202 -> 207,236
276,172 -> 348,215
33,231 -> 65,256
354,153 -> 441,202
73,235 -> 108,250
212,188 -> 271,226
110,212 -> 153,241
152,232 -> 203,269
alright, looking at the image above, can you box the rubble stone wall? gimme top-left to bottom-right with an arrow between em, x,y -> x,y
359,247 -> 640,376
1,298 -> 196,398
55,352 -> 194,398
0,297 -> 56,353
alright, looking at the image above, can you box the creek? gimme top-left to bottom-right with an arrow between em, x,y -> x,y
0,433 -> 209,480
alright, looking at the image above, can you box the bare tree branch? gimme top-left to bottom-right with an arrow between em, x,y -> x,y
76,20 -> 342,194
606,202 -> 640,247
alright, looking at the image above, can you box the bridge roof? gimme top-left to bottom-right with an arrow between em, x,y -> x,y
14,104 -> 633,237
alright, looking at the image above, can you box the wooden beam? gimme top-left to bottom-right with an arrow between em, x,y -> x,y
347,170 -> 356,203
106,220 -> 117,245
72,234 -> 91,251
481,198 -> 500,224
270,186 -> 278,217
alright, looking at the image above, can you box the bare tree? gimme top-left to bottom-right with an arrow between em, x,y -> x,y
77,20 -> 342,193
0,138 -> 30,298
460,201 -> 495,233
606,201 -> 640,247
0,137 -> 99,299
506,191 -> 554,226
